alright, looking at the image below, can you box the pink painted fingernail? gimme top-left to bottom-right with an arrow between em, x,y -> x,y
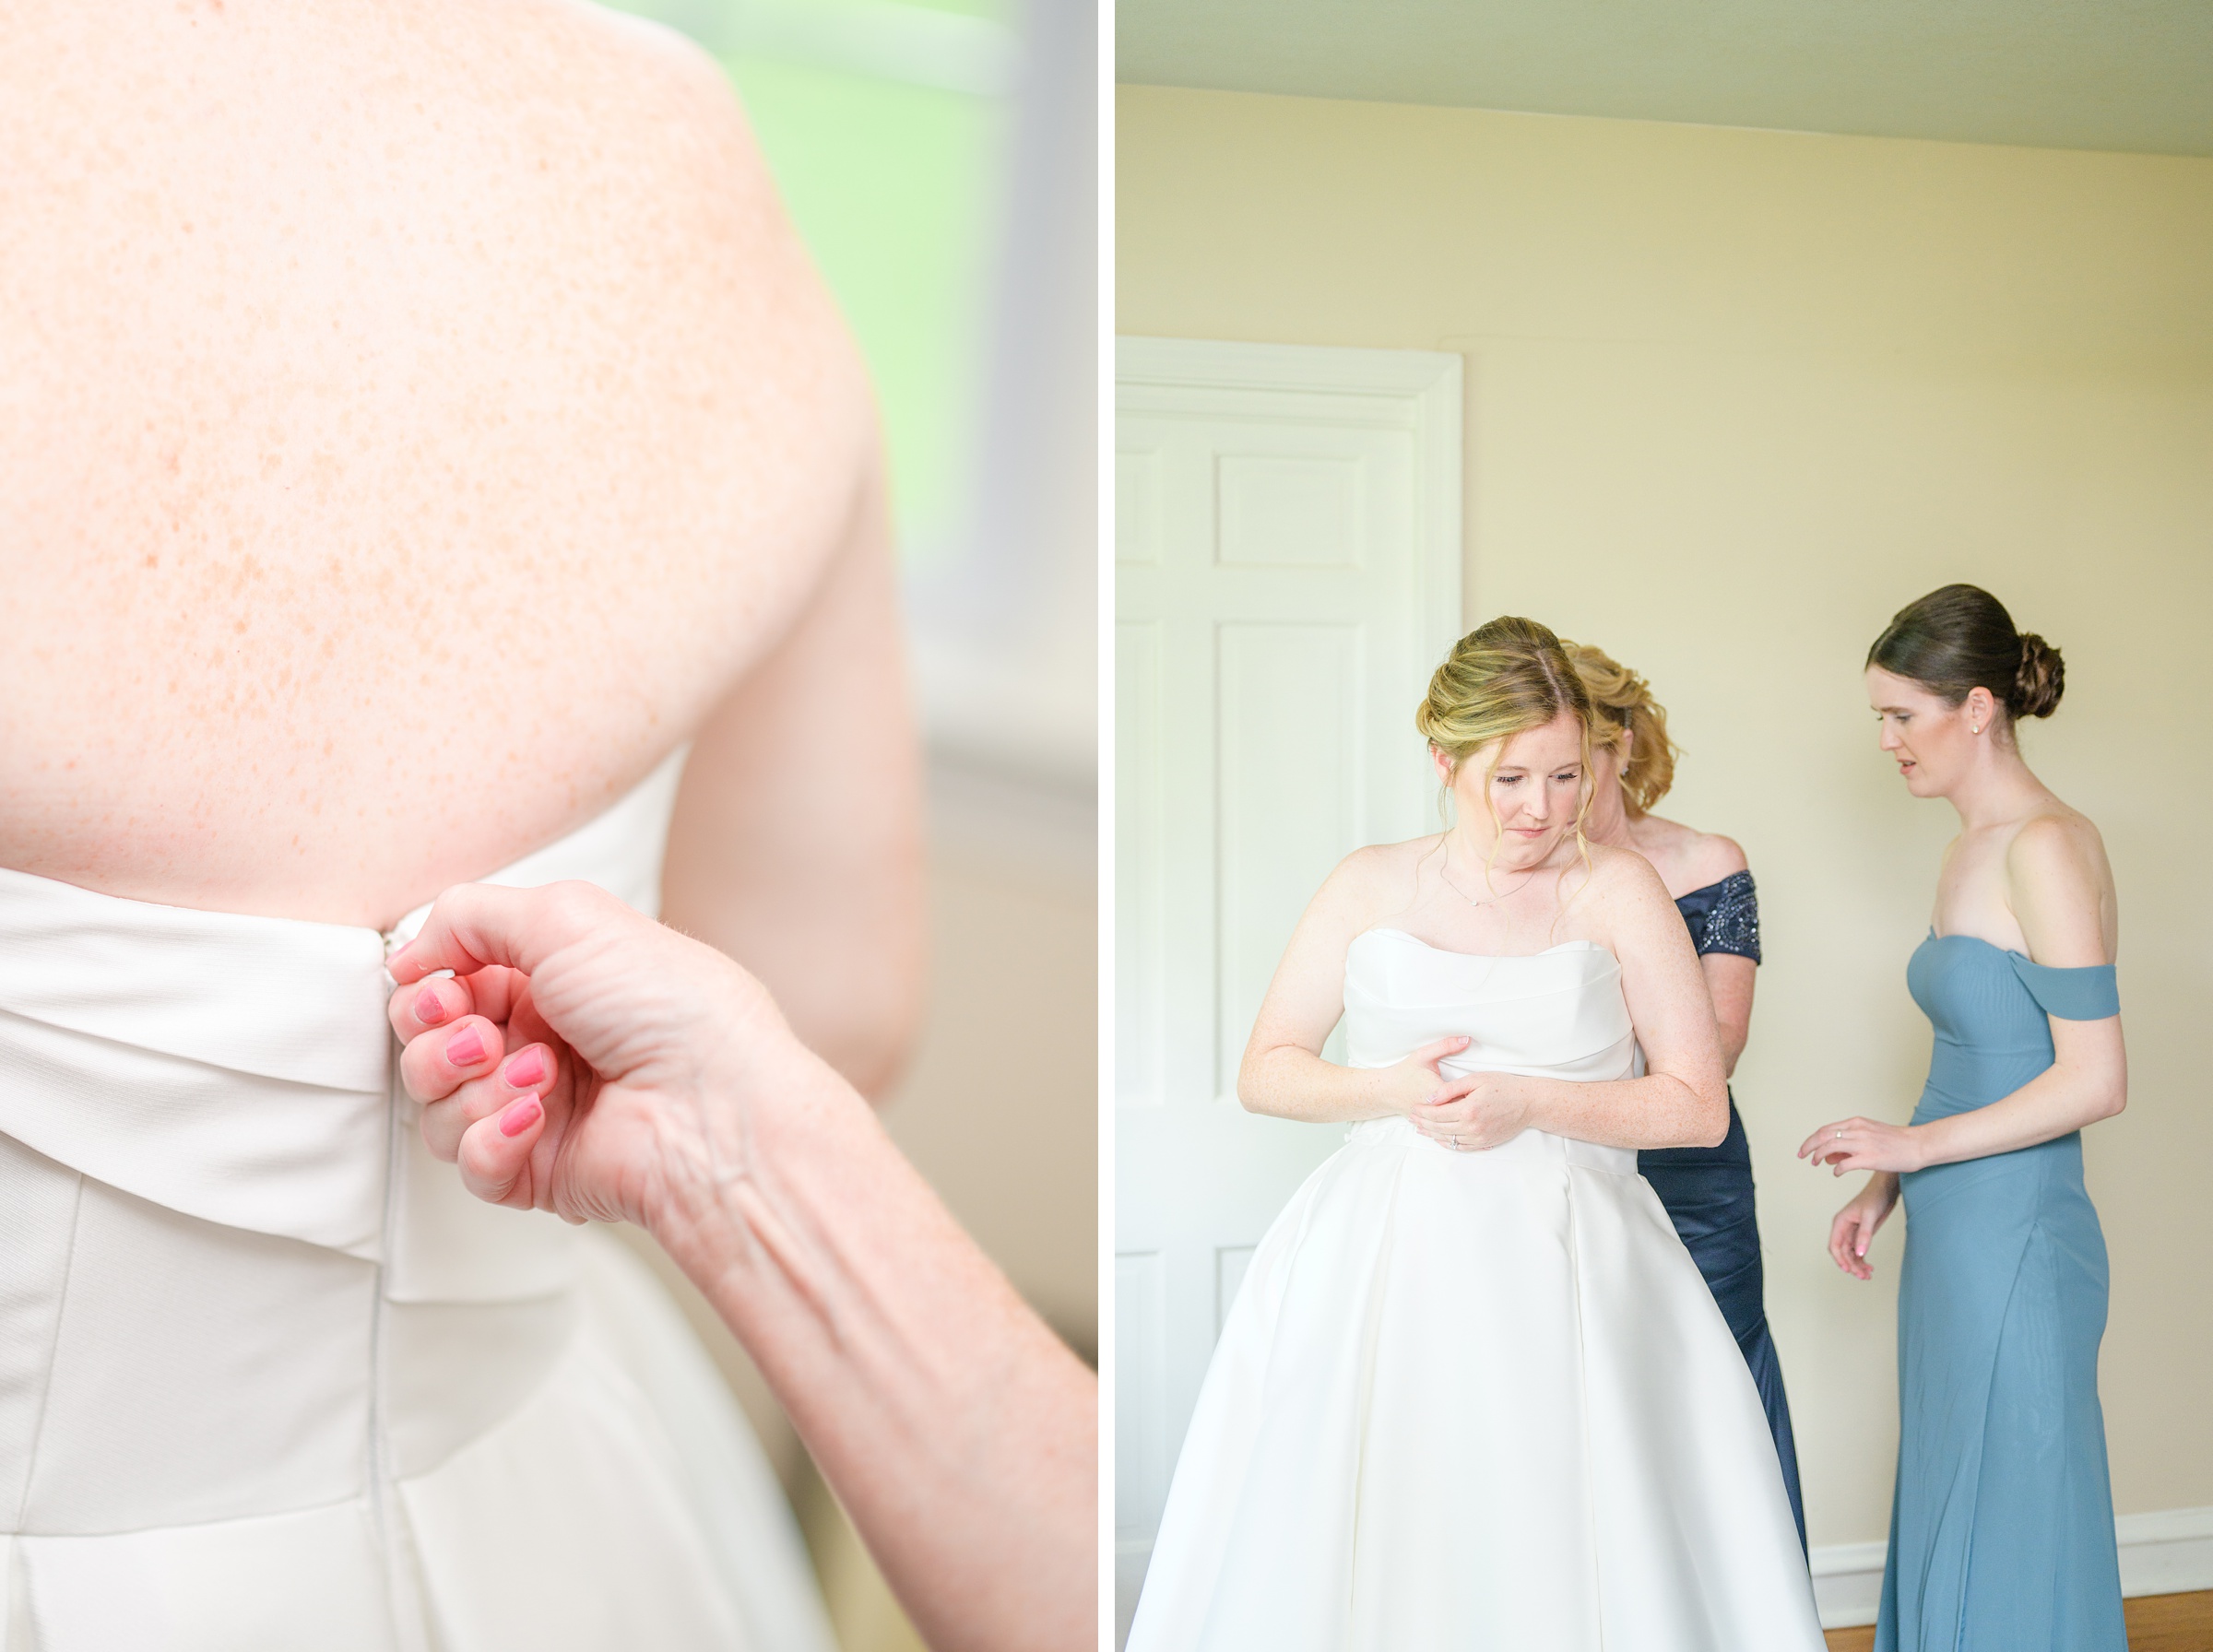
499,1096 -> 542,1138
416,986 -> 451,1027
444,1028 -> 487,1067
503,1047 -> 546,1089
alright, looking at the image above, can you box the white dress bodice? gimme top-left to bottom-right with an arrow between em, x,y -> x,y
1340,928 -> 1640,1172
0,749 -> 830,1652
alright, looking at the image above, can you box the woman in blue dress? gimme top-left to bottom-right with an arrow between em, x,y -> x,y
1568,641 -> 1805,1552
1805,584 -> 2128,1651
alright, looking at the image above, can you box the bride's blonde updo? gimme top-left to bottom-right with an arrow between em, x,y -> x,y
1562,640 -> 1680,818
1415,616 -> 1596,845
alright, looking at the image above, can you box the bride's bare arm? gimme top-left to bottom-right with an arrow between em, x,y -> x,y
659,450 -> 927,1100
1238,849 -> 1472,1124
1414,853 -> 1728,1150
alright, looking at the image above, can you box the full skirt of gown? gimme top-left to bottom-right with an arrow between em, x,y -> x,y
1125,933 -> 1820,1652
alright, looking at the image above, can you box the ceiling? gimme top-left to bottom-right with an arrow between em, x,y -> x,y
1116,0 -> 2213,157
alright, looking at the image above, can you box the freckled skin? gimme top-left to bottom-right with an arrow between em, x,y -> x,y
0,0 -> 883,934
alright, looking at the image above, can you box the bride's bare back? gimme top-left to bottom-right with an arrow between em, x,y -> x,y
0,0 -> 882,931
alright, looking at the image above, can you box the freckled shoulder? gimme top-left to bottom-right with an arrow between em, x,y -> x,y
0,0 -> 878,920
1328,836 -> 1438,919
1577,841 -> 1674,916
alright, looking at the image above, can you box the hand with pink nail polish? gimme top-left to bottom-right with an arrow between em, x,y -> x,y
387,879 -> 789,1225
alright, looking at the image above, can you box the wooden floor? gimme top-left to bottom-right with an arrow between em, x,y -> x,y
1824,1590 -> 2213,1651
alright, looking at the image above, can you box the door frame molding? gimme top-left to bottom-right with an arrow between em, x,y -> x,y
1112,336 -> 1465,1646
1115,336 -> 1465,670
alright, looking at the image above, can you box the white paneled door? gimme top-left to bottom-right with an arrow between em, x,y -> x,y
1114,338 -> 1463,1642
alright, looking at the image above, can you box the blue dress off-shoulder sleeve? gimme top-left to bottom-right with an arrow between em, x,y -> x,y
2008,955 -> 2120,1021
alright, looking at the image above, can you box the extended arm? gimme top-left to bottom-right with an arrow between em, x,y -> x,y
659,448 -> 927,1101
1806,816 -> 2124,1196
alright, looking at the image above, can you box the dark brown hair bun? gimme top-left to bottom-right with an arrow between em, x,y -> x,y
2013,632 -> 2065,720
1867,584 -> 2065,725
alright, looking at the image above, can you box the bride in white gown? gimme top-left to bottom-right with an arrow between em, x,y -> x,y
1125,617 -> 1821,1651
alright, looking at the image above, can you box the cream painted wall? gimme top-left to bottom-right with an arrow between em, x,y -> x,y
1119,84 -> 2213,1547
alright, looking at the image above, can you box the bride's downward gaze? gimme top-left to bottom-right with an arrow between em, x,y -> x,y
1124,616 -> 1821,1650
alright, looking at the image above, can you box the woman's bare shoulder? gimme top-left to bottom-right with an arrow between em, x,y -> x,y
0,0 -> 874,923
1634,814 -> 1748,889
1578,842 -> 1684,938
1586,839 -> 1672,894
1330,836 -> 1436,900
2006,808 -> 2112,903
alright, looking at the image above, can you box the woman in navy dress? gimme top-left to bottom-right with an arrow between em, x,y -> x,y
1568,641 -> 1805,1552
1805,584 -> 2128,1651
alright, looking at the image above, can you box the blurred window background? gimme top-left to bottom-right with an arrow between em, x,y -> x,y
598,4 -> 1096,1647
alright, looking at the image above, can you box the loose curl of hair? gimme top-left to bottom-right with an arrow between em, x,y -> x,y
1414,615 -> 1595,881
1866,583 -> 2064,732
1562,640 -> 1680,819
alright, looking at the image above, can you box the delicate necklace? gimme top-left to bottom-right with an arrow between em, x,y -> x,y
1439,858 -> 1539,909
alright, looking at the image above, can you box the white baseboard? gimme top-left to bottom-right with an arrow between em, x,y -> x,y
1812,1505 -> 2213,1629
1808,1540 -> 1889,1628
1125,1509 -> 2213,1639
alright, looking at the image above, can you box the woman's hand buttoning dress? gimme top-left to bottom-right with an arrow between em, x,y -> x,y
1124,617 -> 1822,1652
1806,584 -> 2128,1652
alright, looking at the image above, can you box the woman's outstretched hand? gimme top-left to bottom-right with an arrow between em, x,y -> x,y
1799,1115 -> 1926,1176
386,879 -> 790,1231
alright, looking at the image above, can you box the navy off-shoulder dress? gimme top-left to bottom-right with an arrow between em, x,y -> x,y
1638,870 -> 1806,1552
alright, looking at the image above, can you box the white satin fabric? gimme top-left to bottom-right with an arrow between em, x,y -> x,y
1126,930 -> 1822,1652
0,750 -> 834,1652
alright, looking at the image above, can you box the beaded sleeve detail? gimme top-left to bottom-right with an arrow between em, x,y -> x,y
1675,869 -> 1760,964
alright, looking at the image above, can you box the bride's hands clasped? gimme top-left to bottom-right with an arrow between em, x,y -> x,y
1366,1033 -> 1532,1152
1413,1072 -> 1533,1151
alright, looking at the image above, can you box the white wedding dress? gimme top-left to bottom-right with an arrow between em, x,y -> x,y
1126,929 -> 1823,1652
0,751 -> 834,1652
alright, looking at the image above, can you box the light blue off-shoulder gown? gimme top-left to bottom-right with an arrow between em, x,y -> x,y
1876,932 -> 2126,1652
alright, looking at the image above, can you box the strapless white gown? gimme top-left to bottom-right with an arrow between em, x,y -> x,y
0,751 -> 834,1652
1125,931 -> 1822,1652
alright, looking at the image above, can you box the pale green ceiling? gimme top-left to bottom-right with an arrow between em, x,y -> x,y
1118,0 -> 2213,157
